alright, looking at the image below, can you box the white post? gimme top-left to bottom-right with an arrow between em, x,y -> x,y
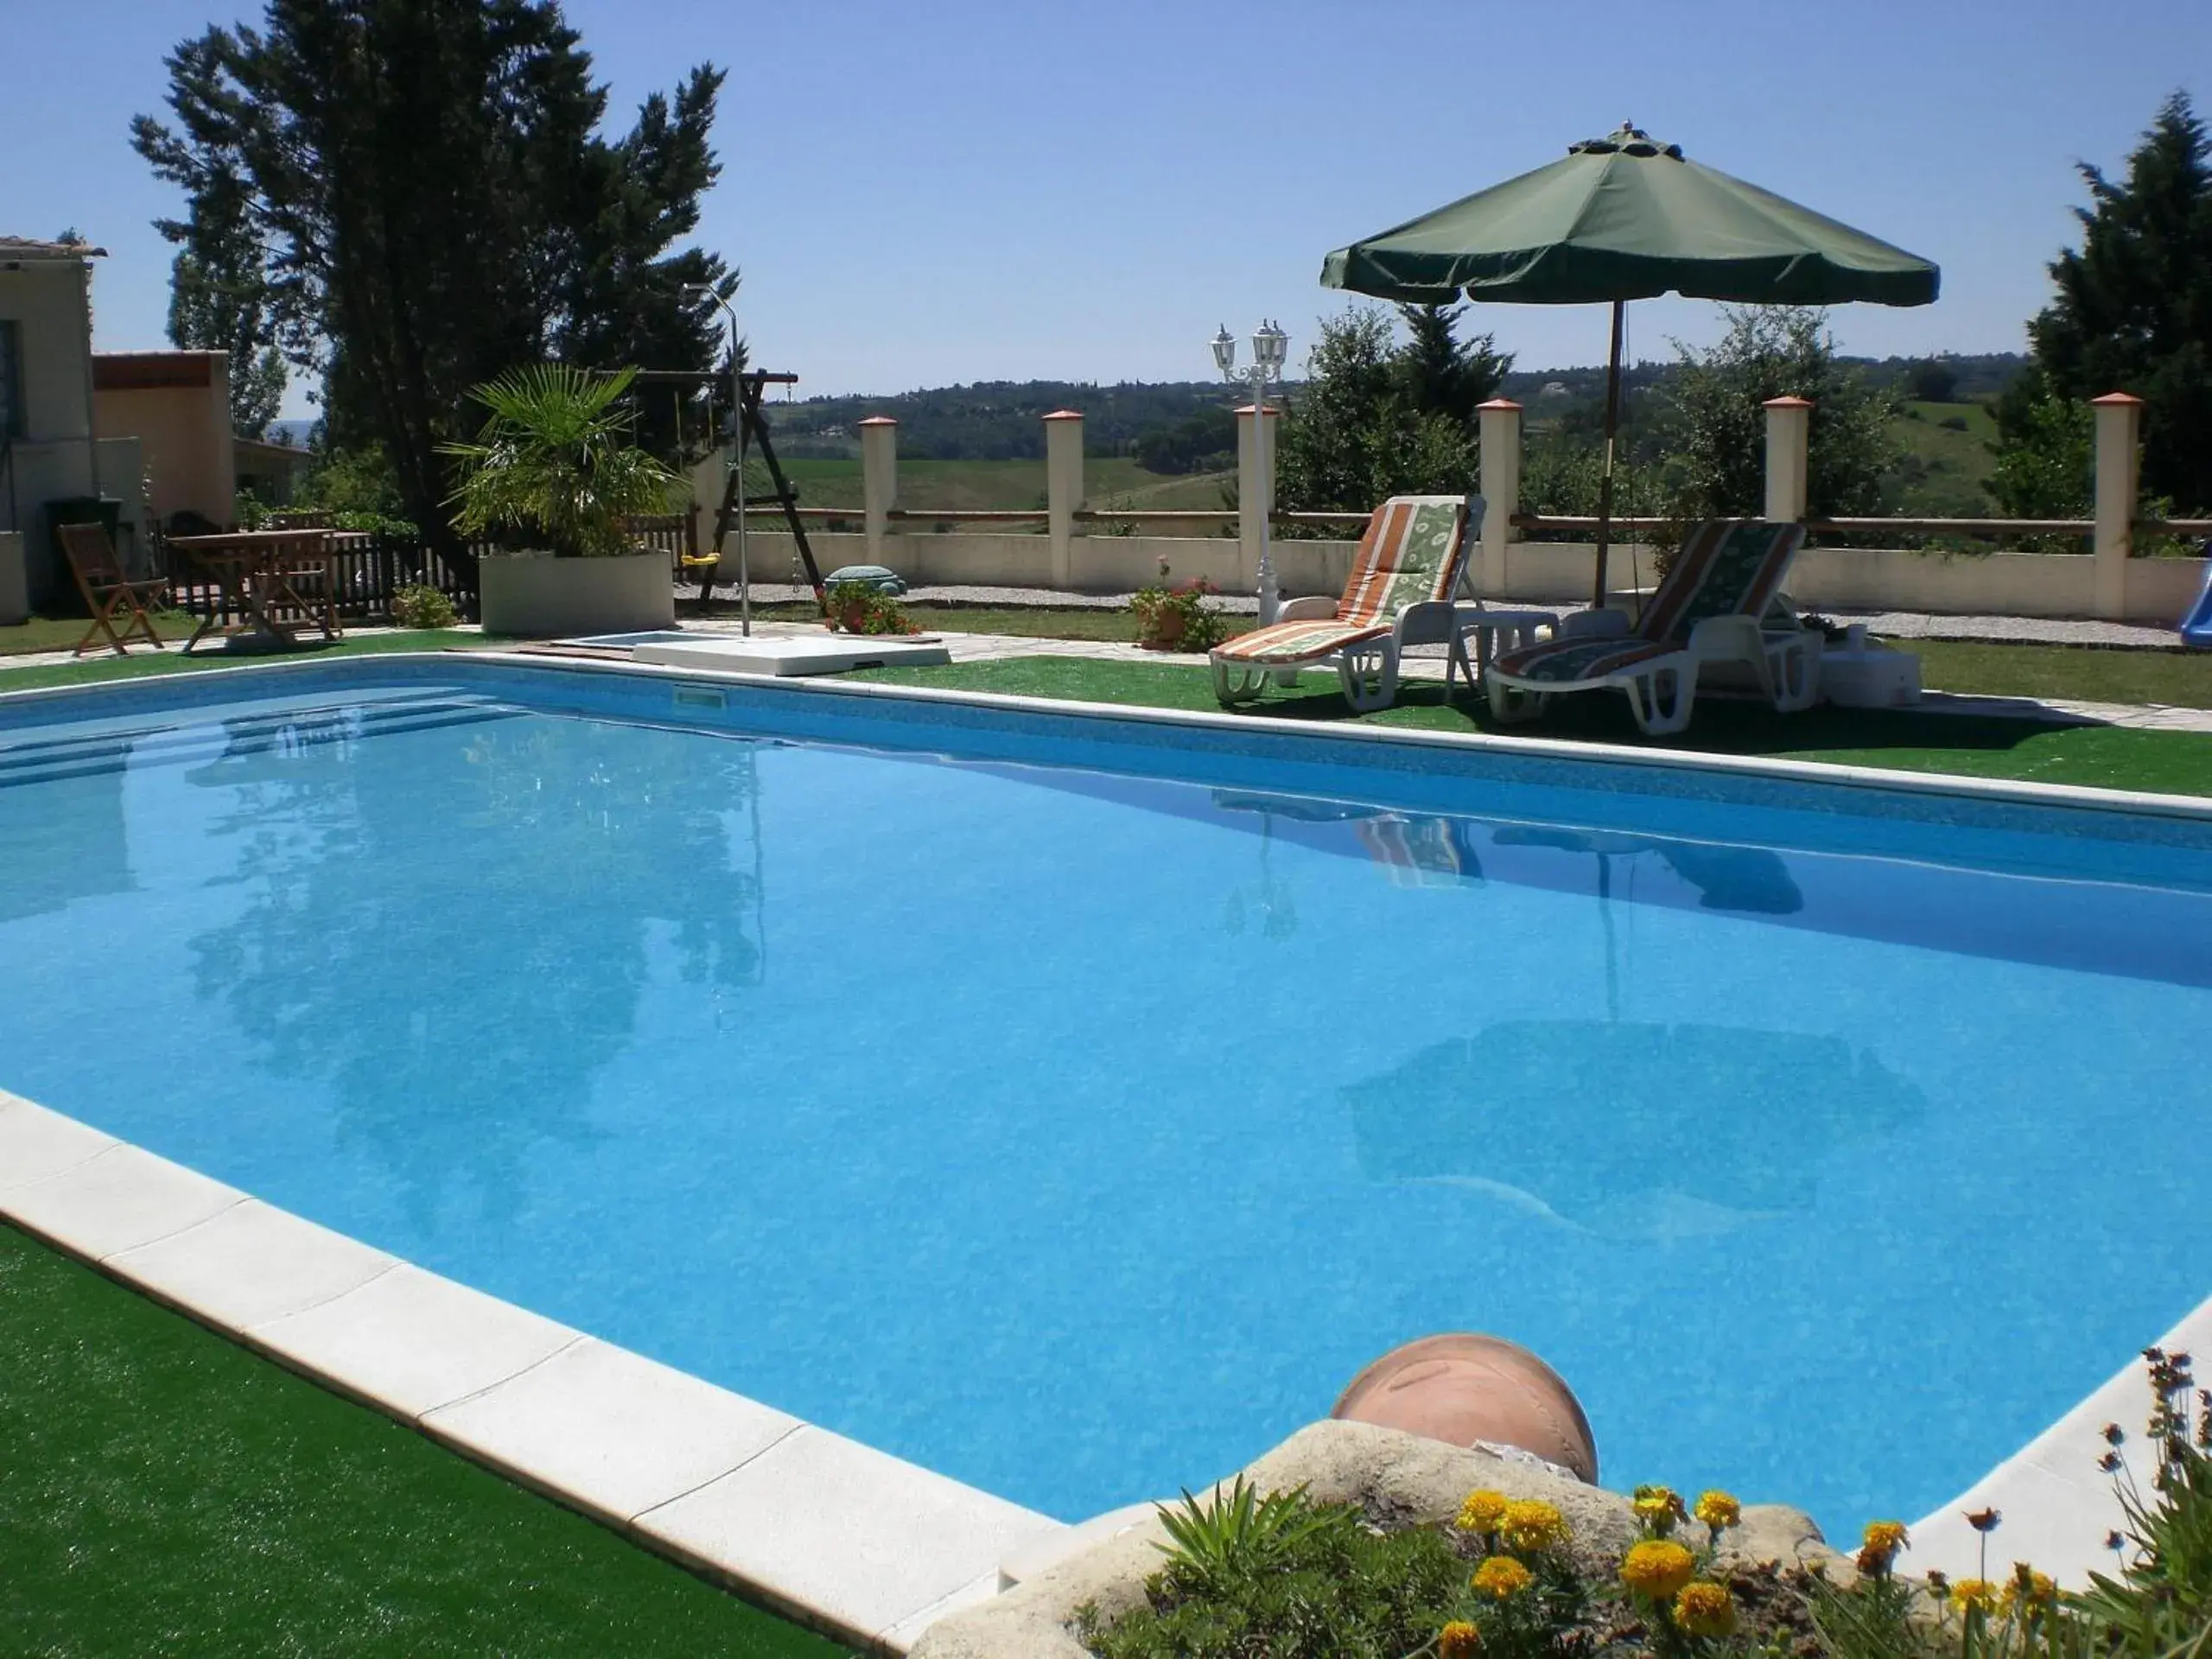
860,416 -> 898,566
1763,396 -> 1813,523
1476,398 -> 1522,596
1044,409 -> 1084,589
1236,403 -> 1277,606
2091,392 -> 2143,620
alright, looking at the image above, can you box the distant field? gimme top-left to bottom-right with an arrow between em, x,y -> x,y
769,401 -> 1987,521
1894,399 -> 1999,516
772,457 -> 1232,516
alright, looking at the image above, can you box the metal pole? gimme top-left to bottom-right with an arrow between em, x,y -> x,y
717,299 -> 751,639
1592,299 -> 1626,609
1255,365 -> 1279,627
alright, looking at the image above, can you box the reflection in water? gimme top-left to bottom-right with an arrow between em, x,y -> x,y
0,751 -> 135,925
1211,791 -> 1484,891
1490,826 -> 1802,916
1345,1021 -> 1923,1239
185,708 -> 766,1224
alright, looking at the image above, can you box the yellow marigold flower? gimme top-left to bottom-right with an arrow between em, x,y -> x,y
1673,1580 -> 1738,1638
2004,1566 -> 2057,1613
1455,1490 -> 1510,1535
1632,1484 -> 1688,1533
1949,1577 -> 2000,1615
1862,1520 -> 1909,1556
1692,1490 -> 1740,1532
1472,1555 -> 1534,1599
1500,1498 -> 1569,1552
1439,1619 -> 1482,1658
1620,1539 -> 1698,1601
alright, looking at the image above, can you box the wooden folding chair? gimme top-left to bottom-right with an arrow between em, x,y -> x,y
58,522 -> 172,658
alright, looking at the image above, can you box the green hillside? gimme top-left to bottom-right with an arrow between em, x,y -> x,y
1894,399 -> 1999,516
772,457 -> 1232,516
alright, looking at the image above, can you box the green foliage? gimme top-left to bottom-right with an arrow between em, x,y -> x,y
295,445 -> 419,536
1133,406 -> 1237,474
131,1 -> 734,550
1908,359 -> 1962,404
2017,92 -> 2212,513
1078,1481 -> 1466,1659
1989,369 -> 2094,518
1128,559 -> 1230,652
1277,306 -> 1503,512
391,583 -> 459,629
442,365 -> 679,557
823,581 -> 917,635
1395,302 -> 1511,432
1655,307 -> 1906,518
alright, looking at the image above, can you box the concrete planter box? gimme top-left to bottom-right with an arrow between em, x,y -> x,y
478,550 -> 673,638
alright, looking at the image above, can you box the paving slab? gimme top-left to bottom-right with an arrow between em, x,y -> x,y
105,1198 -> 397,1329
636,1424 -> 1060,1644
632,633 -> 951,676
0,1091 -> 118,1192
246,1261 -> 580,1419
421,1336 -> 804,1522
1,1143 -> 243,1258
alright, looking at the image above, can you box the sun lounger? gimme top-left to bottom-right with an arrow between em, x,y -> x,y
1211,494 -> 1484,712
1484,519 -> 1817,736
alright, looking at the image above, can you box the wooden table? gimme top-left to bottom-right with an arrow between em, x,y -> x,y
166,530 -> 353,653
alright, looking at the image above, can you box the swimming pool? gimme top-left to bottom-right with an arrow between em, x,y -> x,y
3,656 -> 2209,1535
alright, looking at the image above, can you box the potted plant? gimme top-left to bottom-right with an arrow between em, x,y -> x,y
443,365 -> 680,636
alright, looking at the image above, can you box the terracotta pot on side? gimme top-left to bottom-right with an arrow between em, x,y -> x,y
1332,1333 -> 1599,1484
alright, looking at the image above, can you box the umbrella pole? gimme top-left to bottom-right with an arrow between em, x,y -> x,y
1592,299 -> 1626,608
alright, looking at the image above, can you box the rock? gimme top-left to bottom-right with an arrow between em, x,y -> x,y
908,1421 -> 1848,1657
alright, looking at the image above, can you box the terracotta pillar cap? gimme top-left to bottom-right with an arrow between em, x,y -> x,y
2089,391 -> 2145,407
857,416 -> 898,427
1042,409 -> 1084,421
1476,398 -> 1523,412
1763,395 -> 1815,409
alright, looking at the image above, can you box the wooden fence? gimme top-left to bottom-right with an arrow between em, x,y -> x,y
156,513 -> 697,627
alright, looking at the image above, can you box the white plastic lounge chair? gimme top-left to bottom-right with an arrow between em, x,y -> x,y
1211,494 -> 1485,712
1484,519 -> 1818,737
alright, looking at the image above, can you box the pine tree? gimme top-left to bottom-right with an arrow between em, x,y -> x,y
131,1 -> 734,557
2006,92 -> 2212,512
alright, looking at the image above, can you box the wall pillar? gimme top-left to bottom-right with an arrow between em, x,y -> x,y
1044,409 -> 1084,588
1235,404 -> 1278,595
1763,396 -> 1813,523
2091,392 -> 2143,620
1476,398 -> 1522,594
859,416 -> 898,564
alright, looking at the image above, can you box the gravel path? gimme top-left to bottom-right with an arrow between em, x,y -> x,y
703,582 -> 2188,647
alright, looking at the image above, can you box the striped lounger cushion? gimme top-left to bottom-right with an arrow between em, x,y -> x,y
1213,497 -> 1467,667
1491,520 -> 1804,684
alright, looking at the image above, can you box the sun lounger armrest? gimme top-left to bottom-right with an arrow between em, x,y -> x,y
1275,595 -> 1338,622
1686,614 -> 1763,654
1560,607 -> 1632,640
1389,599 -> 1455,647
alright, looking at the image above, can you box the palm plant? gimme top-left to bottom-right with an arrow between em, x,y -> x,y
442,365 -> 677,557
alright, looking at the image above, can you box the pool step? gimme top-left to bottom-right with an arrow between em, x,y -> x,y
0,699 -> 521,790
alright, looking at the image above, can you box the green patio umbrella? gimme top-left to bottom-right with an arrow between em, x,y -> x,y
1321,124 -> 1939,603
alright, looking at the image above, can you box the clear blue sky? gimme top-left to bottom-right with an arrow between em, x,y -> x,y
3,0 -> 2205,417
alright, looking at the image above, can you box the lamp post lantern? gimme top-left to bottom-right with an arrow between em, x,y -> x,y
1213,320 -> 1289,627
684,283 -> 750,636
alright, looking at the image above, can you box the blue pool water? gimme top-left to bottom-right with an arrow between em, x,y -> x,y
3,660 -> 2210,1533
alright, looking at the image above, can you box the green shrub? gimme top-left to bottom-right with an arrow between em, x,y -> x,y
823,580 -> 916,635
1128,558 -> 1230,652
391,583 -> 459,630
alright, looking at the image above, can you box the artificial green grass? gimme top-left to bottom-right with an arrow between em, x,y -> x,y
847,655 -> 2212,798
0,629 -> 480,692
0,1222 -> 849,1657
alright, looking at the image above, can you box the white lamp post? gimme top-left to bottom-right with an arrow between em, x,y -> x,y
1213,320 -> 1289,626
684,283 -> 750,636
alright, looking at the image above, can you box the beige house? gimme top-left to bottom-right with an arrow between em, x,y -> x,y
92,349 -> 236,529
0,237 -> 148,617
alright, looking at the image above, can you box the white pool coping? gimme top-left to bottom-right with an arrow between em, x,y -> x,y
6,650 -> 2212,1601
631,634 -> 954,676
0,1090 -> 1062,1653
